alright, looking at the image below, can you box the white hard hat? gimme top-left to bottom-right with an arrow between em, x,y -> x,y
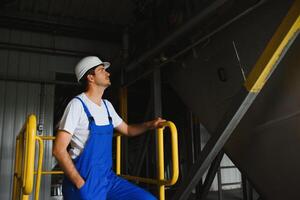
75,56 -> 110,82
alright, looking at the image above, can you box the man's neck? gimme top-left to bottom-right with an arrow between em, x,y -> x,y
84,86 -> 105,106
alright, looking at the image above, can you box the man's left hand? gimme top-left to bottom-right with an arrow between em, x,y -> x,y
149,117 -> 166,129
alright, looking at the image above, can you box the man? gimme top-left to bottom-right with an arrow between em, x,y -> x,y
53,56 -> 165,200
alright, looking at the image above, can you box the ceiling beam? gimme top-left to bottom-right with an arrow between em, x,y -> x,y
0,10 -> 123,43
125,0 -> 228,72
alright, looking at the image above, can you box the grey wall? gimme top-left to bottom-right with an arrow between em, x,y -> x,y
0,80 -> 54,200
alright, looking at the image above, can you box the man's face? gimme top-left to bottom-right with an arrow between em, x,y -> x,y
91,65 -> 111,88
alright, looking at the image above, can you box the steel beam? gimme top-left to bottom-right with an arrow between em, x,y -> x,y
199,151 -> 224,200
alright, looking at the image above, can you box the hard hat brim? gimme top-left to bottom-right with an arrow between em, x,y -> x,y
102,62 -> 110,69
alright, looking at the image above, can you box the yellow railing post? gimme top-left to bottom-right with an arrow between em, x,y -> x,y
34,137 -> 44,200
23,115 -> 36,195
34,136 -> 63,200
157,125 -> 165,200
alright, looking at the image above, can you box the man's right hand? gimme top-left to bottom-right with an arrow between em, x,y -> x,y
76,179 -> 85,189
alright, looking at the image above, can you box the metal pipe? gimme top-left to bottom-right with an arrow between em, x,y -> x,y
38,84 -> 45,135
0,75 -> 77,85
124,0 -> 267,87
0,11 -> 122,42
0,41 -> 96,58
125,0 -> 228,72
0,0 -> 17,7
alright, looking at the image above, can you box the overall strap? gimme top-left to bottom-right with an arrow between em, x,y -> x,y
74,97 -> 94,123
103,99 -> 112,124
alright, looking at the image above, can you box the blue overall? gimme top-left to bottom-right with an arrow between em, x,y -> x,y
62,97 -> 157,200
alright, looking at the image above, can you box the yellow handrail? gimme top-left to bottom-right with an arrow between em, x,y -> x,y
159,121 -> 179,186
12,115 -> 63,200
13,114 -> 179,200
157,121 -> 179,200
117,121 -> 179,200
12,114 -> 37,200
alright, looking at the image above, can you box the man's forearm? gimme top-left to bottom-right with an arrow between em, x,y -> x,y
53,150 -> 84,188
127,122 -> 152,137
116,118 -> 165,137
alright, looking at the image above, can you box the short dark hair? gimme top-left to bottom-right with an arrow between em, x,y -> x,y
79,66 -> 97,91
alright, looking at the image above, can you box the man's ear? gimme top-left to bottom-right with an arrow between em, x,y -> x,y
87,74 -> 94,82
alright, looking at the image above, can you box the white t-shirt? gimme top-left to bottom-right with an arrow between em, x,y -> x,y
58,93 -> 123,159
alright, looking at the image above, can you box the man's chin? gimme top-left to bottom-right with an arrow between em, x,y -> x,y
105,82 -> 111,87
